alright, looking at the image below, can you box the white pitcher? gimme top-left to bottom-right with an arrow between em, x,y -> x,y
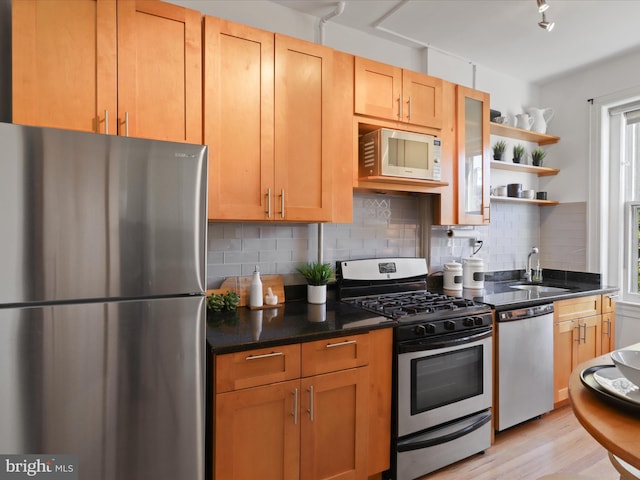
515,113 -> 533,130
527,107 -> 554,134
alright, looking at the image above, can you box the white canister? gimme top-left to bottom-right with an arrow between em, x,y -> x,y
443,262 -> 463,291
463,257 -> 485,289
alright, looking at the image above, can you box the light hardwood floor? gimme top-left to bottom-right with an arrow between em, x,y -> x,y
421,406 -> 619,480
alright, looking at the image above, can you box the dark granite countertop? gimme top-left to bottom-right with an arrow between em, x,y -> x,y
207,270 -> 618,354
460,269 -> 618,311
206,298 -> 394,355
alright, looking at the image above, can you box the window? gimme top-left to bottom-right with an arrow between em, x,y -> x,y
616,108 -> 640,302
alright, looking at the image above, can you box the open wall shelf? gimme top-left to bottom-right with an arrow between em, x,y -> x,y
490,123 -> 560,145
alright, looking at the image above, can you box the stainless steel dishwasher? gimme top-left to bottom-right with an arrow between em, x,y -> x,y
496,303 -> 554,431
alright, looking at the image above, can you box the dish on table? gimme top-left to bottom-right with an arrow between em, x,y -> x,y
580,365 -> 640,412
610,349 -> 640,387
592,366 -> 640,403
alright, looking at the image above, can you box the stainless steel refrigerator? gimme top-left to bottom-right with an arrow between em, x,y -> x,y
0,123 -> 207,479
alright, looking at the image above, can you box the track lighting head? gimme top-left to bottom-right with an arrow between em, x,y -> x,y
538,12 -> 555,31
537,0 -> 549,13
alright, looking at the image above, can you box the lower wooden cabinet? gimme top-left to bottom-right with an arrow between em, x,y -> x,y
553,295 -> 611,407
213,329 -> 391,480
215,379 -> 300,480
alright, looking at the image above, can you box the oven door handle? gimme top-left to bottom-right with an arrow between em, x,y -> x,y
398,327 -> 492,354
397,410 -> 492,452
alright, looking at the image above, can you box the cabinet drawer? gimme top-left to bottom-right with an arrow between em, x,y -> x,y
554,295 -> 601,322
301,333 -> 370,377
215,344 -> 301,392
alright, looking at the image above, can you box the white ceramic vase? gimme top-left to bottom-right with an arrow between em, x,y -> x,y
307,285 -> 327,304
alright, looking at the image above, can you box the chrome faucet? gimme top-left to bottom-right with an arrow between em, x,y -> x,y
525,247 -> 540,282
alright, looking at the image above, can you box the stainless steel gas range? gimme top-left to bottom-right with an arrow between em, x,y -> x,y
337,258 -> 493,480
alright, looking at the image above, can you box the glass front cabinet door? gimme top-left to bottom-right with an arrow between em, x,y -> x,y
456,86 -> 490,225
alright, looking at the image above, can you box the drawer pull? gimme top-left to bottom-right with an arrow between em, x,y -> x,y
245,351 -> 284,361
604,318 -> 611,337
325,339 -> 357,349
307,385 -> 314,421
292,388 -> 298,425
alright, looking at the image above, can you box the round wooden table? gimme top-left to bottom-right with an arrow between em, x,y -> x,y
569,352 -> 640,472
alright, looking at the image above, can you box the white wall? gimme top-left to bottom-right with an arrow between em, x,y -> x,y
539,49 -> 640,203
175,0 -> 539,108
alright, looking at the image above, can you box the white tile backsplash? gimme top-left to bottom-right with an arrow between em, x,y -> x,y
206,192 -> 421,288
206,194 -> 588,289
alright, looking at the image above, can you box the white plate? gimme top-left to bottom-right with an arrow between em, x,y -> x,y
593,366 -> 640,404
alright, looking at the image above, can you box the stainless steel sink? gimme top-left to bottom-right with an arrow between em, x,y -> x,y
509,284 -> 571,293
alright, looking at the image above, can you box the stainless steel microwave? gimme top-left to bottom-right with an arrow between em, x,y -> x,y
359,128 -> 442,181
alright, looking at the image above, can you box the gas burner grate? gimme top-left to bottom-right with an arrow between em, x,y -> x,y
345,290 -> 485,321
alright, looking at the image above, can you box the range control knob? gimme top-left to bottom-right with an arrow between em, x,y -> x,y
463,317 -> 475,327
425,323 -> 436,334
414,324 -> 427,336
473,316 -> 485,326
445,320 -> 456,331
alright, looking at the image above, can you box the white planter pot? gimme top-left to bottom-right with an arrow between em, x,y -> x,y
307,285 -> 327,304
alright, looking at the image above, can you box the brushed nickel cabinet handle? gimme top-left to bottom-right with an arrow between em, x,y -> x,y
280,189 -> 285,219
325,339 -> 357,349
245,351 -> 284,361
574,324 -> 581,344
407,95 -> 412,121
398,94 -> 403,120
124,111 -> 129,136
604,318 -> 611,337
104,109 -> 109,135
307,385 -> 314,421
581,323 -> 587,344
292,388 -> 298,425
266,188 -> 272,218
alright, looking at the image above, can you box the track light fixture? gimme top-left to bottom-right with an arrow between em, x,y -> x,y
538,11 -> 555,31
537,0 -> 549,13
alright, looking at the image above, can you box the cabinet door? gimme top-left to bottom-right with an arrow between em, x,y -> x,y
354,56 -> 402,121
402,70 -> 443,129
553,319 -> 575,405
575,315 -> 602,365
456,85 -> 490,225
117,0 -> 202,142
12,0 -> 117,133
203,17 -> 274,220
601,295 -> 616,353
215,380 -> 300,480
367,328 -> 392,476
274,34 -> 333,222
300,368 -> 369,480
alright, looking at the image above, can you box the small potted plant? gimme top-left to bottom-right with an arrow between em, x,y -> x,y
492,140 -> 507,161
297,261 -> 334,304
512,144 -> 525,164
532,147 -> 547,166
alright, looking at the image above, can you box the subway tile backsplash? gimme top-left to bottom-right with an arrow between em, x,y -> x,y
206,193 -> 587,289
206,193 -> 421,289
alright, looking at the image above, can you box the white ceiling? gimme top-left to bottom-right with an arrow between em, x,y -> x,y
271,0 -> 640,84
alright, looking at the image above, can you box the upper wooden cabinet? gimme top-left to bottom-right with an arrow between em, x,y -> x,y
12,0 -> 202,143
455,85 -> 490,225
354,56 -> 443,130
204,17 -> 346,222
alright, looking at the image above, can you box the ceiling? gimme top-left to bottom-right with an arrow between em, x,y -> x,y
271,0 -> 640,84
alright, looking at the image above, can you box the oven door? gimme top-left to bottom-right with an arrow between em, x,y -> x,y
397,328 -> 492,437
